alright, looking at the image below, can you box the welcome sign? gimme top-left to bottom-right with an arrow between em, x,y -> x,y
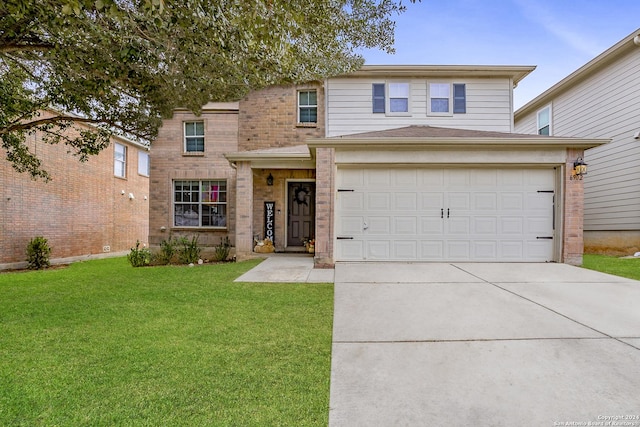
264,201 -> 275,244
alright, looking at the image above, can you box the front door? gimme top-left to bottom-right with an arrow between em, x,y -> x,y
287,182 -> 315,247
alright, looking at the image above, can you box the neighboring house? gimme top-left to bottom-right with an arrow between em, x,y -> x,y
0,110 -> 150,269
150,66 -> 605,266
514,29 -> 640,255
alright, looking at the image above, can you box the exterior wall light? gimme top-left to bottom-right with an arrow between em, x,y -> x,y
571,157 -> 587,180
267,173 -> 274,186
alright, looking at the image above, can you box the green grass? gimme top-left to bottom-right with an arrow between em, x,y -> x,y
0,257 -> 333,426
582,253 -> 640,280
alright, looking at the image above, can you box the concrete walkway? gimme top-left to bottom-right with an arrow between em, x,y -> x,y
234,254 -> 334,283
329,262 -> 640,426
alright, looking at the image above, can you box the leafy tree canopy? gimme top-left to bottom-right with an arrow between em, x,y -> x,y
0,0 -> 414,180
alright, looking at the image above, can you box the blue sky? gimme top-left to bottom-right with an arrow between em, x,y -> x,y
360,0 -> 640,109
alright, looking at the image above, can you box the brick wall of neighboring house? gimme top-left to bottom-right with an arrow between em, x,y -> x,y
0,112 -> 149,268
238,82 -> 325,151
148,107 -> 239,255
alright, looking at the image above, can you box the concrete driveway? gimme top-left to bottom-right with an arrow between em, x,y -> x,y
329,262 -> 640,426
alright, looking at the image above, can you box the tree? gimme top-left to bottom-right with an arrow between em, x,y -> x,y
0,0 -> 414,180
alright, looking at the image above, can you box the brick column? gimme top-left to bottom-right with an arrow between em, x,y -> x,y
563,148 -> 584,265
314,147 -> 335,268
235,161 -> 254,260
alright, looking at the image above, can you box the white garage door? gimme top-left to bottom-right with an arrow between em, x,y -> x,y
336,168 -> 556,262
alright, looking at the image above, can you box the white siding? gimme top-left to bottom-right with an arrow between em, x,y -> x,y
515,48 -> 640,231
326,77 -> 514,137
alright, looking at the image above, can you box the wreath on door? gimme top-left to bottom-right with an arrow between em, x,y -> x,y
294,185 -> 309,206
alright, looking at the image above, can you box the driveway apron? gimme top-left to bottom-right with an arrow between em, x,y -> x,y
329,262 -> 640,426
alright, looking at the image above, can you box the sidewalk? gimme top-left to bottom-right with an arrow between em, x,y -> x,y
234,254 -> 334,283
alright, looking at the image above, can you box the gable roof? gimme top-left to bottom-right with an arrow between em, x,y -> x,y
515,28 -> 640,120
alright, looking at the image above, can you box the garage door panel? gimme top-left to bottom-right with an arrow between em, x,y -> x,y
501,217 -> 524,234
473,217 -> 498,234
500,241 -> 525,259
394,169 -> 417,186
421,241 -> 444,259
337,240 -> 364,260
420,192 -> 444,210
366,193 -> 390,210
339,169 -> 364,187
339,192 -> 364,210
395,193 -> 418,210
394,241 -> 417,259
394,217 -> 417,234
473,241 -> 498,259
473,193 -> 498,210
421,217 -> 444,234
501,193 -> 524,210
339,216 -> 363,235
336,168 -> 555,262
447,241 -> 471,259
367,217 -> 390,234
366,170 -> 391,186
448,217 -> 470,234
419,169 -> 444,186
367,241 -> 390,259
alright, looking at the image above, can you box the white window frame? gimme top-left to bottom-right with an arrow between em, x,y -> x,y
114,142 -> 126,178
386,81 -> 411,116
184,121 -> 205,153
173,179 -> 228,228
297,90 -> 318,124
138,151 -> 149,177
537,105 -> 552,136
427,82 -> 452,116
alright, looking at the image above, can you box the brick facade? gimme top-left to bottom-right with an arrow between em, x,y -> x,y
1,111 -> 149,269
562,148 -> 585,265
148,106 -> 239,254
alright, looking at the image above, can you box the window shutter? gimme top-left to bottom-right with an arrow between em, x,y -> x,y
453,84 -> 466,114
372,83 -> 385,113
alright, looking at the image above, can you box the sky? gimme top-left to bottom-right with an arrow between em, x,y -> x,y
360,0 -> 640,109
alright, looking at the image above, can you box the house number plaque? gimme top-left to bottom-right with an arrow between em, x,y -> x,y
264,201 -> 275,244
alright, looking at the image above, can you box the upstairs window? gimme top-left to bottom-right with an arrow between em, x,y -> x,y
174,180 -> 227,228
114,143 -> 126,178
428,82 -> 466,115
184,121 -> 204,152
138,151 -> 149,176
298,90 -> 317,124
388,82 -> 410,113
537,106 -> 551,135
372,82 -> 411,114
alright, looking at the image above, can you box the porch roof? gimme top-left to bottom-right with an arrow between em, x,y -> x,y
224,145 -> 314,169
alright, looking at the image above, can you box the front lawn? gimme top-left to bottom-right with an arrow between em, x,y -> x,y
582,253 -> 640,280
0,257 -> 333,426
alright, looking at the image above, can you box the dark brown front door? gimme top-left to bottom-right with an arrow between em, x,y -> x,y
287,182 -> 315,247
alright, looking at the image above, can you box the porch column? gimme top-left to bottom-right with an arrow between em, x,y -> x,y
563,148 -> 584,265
235,161 -> 254,260
314,147 -> 335,268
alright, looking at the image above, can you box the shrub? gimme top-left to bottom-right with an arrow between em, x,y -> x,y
155,236 -> 180,265
26,236 -> 52,270
213,236 -> 232,262
178,236 -> 201,264
127,240 -> 151,267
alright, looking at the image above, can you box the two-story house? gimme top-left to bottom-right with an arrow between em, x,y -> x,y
1,109 -> 150,270
150,66 -> 605,266
514,29 -> 640,256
